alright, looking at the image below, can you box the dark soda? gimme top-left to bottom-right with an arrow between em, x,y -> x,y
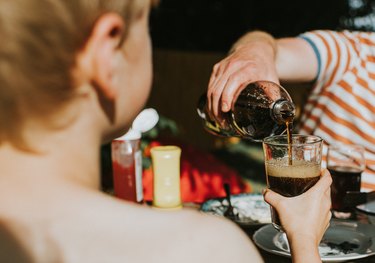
266,159 -> 320,230
329,165 -> 362,212
286,119 -> 293,165
197,81 -> 295,142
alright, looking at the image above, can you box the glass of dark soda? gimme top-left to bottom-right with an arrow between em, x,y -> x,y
327,144 -> 365,219
263,134 -> 323,231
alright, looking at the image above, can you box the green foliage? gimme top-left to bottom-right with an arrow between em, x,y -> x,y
142,115 -> 179,139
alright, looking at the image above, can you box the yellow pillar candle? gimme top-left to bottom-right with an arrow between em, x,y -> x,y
151,146 -> 182,210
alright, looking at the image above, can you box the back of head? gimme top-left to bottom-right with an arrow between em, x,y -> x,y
0,0 -> 150,150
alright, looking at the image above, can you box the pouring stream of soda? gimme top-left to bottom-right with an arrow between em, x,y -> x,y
281,110 -> 294,166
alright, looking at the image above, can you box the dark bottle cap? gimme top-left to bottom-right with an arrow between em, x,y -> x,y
272,99 -> 296,124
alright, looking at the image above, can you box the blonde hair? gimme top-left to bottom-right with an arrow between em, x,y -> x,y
0,0 -> 154,150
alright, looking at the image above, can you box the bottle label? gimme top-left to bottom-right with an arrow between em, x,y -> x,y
135,150 -> 143,202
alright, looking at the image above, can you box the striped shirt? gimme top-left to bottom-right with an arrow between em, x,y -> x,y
299,30 -> 375,191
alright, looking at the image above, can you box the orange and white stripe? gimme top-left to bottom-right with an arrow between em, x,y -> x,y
299,30 -> 375,191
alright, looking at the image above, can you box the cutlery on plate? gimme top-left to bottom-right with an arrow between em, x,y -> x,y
223,183 -> 238,220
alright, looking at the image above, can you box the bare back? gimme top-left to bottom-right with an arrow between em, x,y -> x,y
0,183 -> 263,263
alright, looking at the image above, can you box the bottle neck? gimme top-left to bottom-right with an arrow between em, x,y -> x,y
272,99 -> 296,124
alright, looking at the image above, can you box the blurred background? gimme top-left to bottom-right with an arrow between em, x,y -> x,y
147,0 -> 375,150
102,0 -> 375,199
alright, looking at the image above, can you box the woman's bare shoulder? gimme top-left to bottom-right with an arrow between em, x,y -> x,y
100,200 -> 264,263
178,211 -> 264,263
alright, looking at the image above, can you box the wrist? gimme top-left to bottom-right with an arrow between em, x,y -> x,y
288,232 -> 320,247
288,234 -> 321,263
229,31 -> 277,57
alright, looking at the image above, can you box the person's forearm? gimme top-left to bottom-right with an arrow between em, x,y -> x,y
229,31 -> 318,83
289,235 -> 322,263
229,31 -> 277,56
275,38 -> 318,82
228,31 -> 278,82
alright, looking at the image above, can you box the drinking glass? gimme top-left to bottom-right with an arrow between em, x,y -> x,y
327,144 -> 365,219
151,146 -> 182,210
111,135 -> 143,203
263,134 -> 323,231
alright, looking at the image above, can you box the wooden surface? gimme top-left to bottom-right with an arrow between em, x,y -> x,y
147,49 -> 224,150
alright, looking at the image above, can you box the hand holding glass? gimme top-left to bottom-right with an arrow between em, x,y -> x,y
263,134 -> 323,231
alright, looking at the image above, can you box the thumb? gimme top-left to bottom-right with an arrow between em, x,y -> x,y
263,188 -> 283,207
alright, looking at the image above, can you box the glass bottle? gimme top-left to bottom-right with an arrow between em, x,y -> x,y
197,80 -> 295,142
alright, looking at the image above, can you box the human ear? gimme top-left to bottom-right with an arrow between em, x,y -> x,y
81,13 -> 125,100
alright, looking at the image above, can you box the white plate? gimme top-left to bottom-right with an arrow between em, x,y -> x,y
357,200 -> 375,224
200,193 -> 271,227
253,220 -> 375,262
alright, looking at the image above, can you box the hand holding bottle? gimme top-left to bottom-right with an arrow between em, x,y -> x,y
207,31 -> 279,117
198,81 -> 295,142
